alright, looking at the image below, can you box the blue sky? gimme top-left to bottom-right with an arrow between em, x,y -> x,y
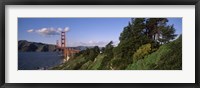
18,18 -> 182,47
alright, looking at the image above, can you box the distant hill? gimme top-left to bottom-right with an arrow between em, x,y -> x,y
68,46 -> 98,51
18,40 -> 57,52
18,40 -> 96,52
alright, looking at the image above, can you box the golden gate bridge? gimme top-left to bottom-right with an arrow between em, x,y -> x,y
56,31 -> 80,61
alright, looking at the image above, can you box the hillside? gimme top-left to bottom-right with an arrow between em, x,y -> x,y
18,40 -> 57,52
18,40 -> 97,52
52,35 -> 182,70
52,18 -> 182,70
126,35 -> 182,70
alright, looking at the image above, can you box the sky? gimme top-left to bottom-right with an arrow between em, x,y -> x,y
18,18 -> 182,47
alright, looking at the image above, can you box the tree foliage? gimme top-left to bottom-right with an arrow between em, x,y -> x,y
98,41 -> 114,70
52,18 -> 181,70
112,18 -> 149,69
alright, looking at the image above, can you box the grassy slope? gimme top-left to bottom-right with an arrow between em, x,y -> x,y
126,35 -> 182,70
51,55 -> 87,70
52,54 -> 106,70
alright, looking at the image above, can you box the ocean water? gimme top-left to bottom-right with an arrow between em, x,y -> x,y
18,52 -> 64,70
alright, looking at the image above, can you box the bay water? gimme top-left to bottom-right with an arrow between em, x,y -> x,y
18,52 -> 64,70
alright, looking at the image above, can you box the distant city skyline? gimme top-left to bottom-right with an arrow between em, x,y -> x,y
18,18 -> 182,47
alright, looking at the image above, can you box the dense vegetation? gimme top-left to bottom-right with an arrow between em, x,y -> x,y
52,18 -> 182,70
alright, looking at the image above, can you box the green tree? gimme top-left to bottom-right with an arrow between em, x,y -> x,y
99,41 -> 114,70
158,25 -> 177,44
112,18 -> 148,69
87,46 -> 100,61
146,18 -> 168,41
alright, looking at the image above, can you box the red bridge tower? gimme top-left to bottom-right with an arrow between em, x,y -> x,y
61,31 -> 67,57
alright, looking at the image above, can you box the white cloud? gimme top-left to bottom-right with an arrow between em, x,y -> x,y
63,27 -> 69,32
27,29 -> 34,32
68,40 -> 120,47
27,27 -> 70,36
81,41 -> 107,47
57,28 -> 62,32
35,27 -> 60,36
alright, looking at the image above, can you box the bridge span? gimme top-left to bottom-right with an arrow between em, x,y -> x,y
56,31 -> 80,61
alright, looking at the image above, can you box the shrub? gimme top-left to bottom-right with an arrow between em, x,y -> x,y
133,43 -> 152,61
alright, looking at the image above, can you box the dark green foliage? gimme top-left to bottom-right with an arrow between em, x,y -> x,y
158,25 -> 177,44
110,57 -> 131,70
98,41 -> 114,70
101,47 -> 105,53
86,46 -> 100,61
74,46 -> 100,61
155,35 -> 182,70
98,55 -> 112,70
146,18 -> 168,41
145,18 -> 177,45
104,41 -> 114,58
74,49 -> 85,57
112,18 -> 149,69
104,41 -> 114,54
